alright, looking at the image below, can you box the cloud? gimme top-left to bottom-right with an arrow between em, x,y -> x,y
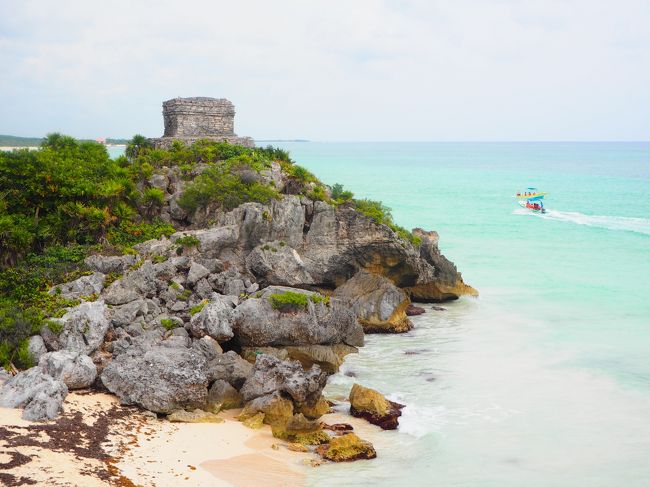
1,0 -> 649,140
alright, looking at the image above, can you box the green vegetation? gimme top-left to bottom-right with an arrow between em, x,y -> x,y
354,199 -> 421,246
269,291 -> 310,312
160,318 -> 177,331
177,289 -> 193,301
310,293 -> 330,305
0,134 -> 130,148
175,235 -> 201,248
189,301 -> 207,316
331,183 -> 354,203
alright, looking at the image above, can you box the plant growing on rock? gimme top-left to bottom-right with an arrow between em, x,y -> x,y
269,291 -> 310,312
175,235 -> 201,248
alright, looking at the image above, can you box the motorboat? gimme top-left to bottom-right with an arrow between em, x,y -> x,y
516,187 -> 547,213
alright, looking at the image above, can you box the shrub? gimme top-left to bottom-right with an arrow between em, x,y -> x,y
311,294 -> 330,305
175,235 -> 201,248
331,183 -> 354,203
178,289 -> 192,301
143,187 -> 165,206
269,291 -> 309,312
189,301 -> 207,316
160,318 -> 177,331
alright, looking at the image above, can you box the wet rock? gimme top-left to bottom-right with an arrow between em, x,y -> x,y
334,270 -> 412,333
240,354 -> 327,409
204,351 -> 253,388
101,346 -> 208,413
297,395 -> 331,419
0,367 -> 68,421
39,351 -> 97,389
348,383 -> 404,430
406,304 -> 426,316
271,413 -> 329,444
168,409 -> 224,423
431,305 -> 447,311
323,423 -> 354,432
316,433 -> 376,462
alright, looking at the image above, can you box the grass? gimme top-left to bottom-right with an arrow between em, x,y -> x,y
269,291 -> 310,312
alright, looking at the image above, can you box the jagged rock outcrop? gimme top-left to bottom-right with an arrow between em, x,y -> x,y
204,351 -> 253,388
188,293 -> 235,342
101,346 -> 208,413
49,272 -> 105,300
42,301 -> 109,354
316,433 -> 377,462
333,270 -> 412,333
349,383 -> 404,430
240,354 -> 327,408
39,351 -> 97,389
233,287 -> 363,347
0,367 -> 68,421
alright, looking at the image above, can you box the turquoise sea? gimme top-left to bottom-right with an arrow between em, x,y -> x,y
116,142 -> 650,486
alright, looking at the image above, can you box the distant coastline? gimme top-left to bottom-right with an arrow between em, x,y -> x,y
0,134 -> 130,147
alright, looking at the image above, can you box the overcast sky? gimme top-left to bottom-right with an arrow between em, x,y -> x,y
1,0 -> 649,141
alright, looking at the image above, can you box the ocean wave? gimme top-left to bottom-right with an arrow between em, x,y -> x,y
513,208 -> 650,235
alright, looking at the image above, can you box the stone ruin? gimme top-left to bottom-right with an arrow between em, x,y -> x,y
150,97 -> 254,148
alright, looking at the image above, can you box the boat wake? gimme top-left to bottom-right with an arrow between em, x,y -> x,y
513,208 -> 650,235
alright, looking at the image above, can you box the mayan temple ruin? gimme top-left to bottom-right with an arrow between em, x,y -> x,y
150,97 -> 254,148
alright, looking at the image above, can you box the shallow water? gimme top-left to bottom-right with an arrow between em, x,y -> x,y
267,142 -> 650,487
110,142 -> 650,485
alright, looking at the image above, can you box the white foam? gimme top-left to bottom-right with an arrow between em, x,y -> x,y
514,208 -> 650,235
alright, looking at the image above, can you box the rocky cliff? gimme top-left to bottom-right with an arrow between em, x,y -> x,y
0,145 -> 476,449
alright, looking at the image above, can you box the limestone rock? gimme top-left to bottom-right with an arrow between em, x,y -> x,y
240,411 -> 265,429
239,391 -> 294,427
240,354 -> 327,409
187,261 -> 210,286
50,272 -> 105,300
101,346 -> 208,413
316,433 -> 376,462
189,293 -> 235,342
405,228 -> 478,301
191,336 -> 223,361
245,242 -> 315,287
0,367 -> 68,421
334,270 -> 412,333
85,254 -> 136,274
203,351 -> 253,388
168,409 -> 224,423
110,299 -> 147,327
28,335 -> 47,363
47,301 -> 110,354
232,286 -> 363,347
348,383 -> 404,430
39,351 -> 97,389
207,379 -> 242,410
298,395 -> 331,419
406,304 -> 426,316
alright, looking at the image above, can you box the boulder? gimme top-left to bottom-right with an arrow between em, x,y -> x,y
203,351 -> 253,388
28,335 -> 48,363
46,301 -> 109,354
85,254 -> 137,274
232,286 -> 363,347
271,413 -> 329,444
110,299 -> 148,327
207,379 -> 242,410
50,272 -> 105,300
191,336 -> 223,360
334,270 -> 412,333
101,346 -> 208,413
348,383 -> 404,430
0,369 -> 11,388
189,293 -> 235,342
0,367 -> 68,421
187,262 -> 210,286
239,391 -> 294,426
168,409 -> 224,423
242,344 -> 357,374
39,351 -> 97,389
245,242 -> 315,287
406,304 -> 426,316
240,354 -> 327,409
316,433 -> 377,462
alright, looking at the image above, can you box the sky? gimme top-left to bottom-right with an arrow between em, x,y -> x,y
1,0 -> 649,141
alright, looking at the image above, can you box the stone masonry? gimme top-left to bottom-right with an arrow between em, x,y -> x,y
150,97 -> 254,148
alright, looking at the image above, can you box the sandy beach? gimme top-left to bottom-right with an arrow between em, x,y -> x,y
0,390 -> 386,487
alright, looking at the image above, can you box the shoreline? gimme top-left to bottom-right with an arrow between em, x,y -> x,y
0,390 -> 386,486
